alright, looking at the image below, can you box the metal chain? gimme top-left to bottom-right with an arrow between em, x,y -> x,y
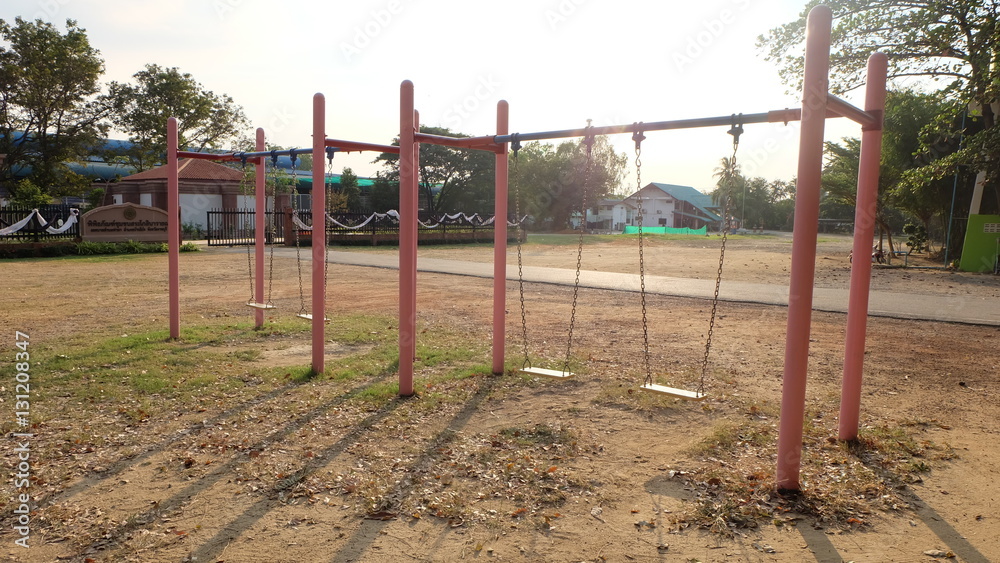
564,128 -> 594,374
289,156 -> 306,314
266,158 -> 282,308
511,137 -> 531,369
632,125 -> 652,386
700,116 -> 742,395
323,153 -> 334,306
241,158 -> 255,304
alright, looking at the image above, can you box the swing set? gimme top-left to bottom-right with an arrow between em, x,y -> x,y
165,4 -> 885,492
509,115 -> 744,401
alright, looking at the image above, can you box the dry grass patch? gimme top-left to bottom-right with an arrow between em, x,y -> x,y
666,401 -> 957,535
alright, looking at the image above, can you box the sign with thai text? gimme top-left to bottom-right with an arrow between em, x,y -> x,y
81,203 -> 169,242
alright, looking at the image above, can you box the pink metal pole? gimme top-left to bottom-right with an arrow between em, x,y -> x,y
398,81 -> 416,396
838,52 -> 888,441
167,117 -> 180,340
775,5 -> 832,492
254,128 -> 266,329
492,101 -> 509,374
312,94 -> 326,375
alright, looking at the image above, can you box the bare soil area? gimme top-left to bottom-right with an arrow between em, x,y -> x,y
1,233 -> 998,563
351,232 -> 1000,299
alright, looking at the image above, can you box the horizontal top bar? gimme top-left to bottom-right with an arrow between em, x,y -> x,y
178,146 -> 362,165
493,109 -> 803,145
826,94 -> 880,129
176,151 -> 243,162
177,148 -> 315,163
413,132 -> 503,153
235,147 -> 312,160
325,138 -> 400,154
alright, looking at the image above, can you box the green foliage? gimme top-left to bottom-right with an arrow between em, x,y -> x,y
759,1 -> 999,214
76,240 -> 172,255
375,126 -> 497,214
0,240 -> 197,259
710,158 -> 795,230
85,187 -> 106,209
903,223 -> 928,253
106,64 -> 249,171
182,222 -> 205,239
370,172 -> 399,212
882,91 -> 964,239
0,18 -> 107,195
337,167 -> 363,211
822,90 -> 963,250
10,179 -> 54,208
509,136 -> 627,230
758,1 -> 995,101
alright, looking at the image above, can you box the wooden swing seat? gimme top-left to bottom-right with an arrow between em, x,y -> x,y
519,367 -> 575,380
246,302 -> 277,310
639,383 -> 707,401
296,313 -> 329,321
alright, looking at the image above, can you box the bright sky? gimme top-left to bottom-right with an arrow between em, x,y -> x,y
3,0 -> 864,194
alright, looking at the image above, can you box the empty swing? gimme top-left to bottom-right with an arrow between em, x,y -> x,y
512,126 -> 596,380
287,151 -> 319,320
244,154 -> 277,311
293,148 -> 333,322
635,117 -> 742,401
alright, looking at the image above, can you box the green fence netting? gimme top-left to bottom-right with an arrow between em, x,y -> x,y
623,225 -> 707,235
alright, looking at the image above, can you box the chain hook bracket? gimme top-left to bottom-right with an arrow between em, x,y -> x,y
631,122 -> 646,151
325,146 -> 336,164
510,133 -> 521,159
269,150 -> 279,167
727,113 -> 744,152
583,119 -> 595,157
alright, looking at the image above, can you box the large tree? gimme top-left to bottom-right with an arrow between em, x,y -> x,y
510,136 -> 627,230
337,167 -> 362,212
374,126 -> 495,214
822,90 -> 967,255
0,18 -> 107,198
758,1 -> 999,213
369,172 -> 399,213
107,64 -> 249,171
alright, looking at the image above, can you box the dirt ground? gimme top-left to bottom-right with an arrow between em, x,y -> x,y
2,233 -> 999,562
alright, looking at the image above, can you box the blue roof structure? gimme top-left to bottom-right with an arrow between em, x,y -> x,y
1,132 -> 319,184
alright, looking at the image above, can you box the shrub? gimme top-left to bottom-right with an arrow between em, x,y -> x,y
119,240 -> 146,254
76,241 -> 116,255
10,179 -> 54,208
902,223 -> 928,254
2,240 -> 199,259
